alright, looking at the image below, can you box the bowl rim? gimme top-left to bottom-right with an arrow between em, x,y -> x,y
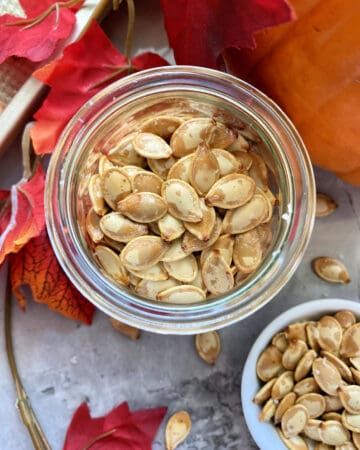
241,298 -> 360,450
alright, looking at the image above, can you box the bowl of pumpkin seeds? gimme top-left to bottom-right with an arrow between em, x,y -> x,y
242,299 -> 360,450
46,66 -> 315,333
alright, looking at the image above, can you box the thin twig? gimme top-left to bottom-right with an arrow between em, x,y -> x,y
5,269 -> 52,450
82,428 -> 116,450
124,0 -> 135,64
88,65 -> 136,90
6,0 -> 83,29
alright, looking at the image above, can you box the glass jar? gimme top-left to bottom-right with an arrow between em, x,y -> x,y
45,66 -> 315,334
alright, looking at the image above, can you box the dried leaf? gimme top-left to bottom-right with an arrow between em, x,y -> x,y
63,401 -> 167,450
9,229 -> 95,325
0,0 -> 81,63
31,21 -> 169,154
160,0 -> 295,68
0,163 -> 46,265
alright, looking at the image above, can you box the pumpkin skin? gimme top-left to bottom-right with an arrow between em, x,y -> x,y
228,0 -> 360,185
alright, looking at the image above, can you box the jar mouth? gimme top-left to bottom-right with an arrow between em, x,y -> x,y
45,66 -> 315,334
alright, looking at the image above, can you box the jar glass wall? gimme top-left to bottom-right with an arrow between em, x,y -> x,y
46,66 -> 315,334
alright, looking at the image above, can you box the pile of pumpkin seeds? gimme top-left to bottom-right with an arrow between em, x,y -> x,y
255,311 -> 360,449
85,115 -> 277,303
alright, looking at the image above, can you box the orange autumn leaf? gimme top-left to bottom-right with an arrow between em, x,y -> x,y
0,162 -> 46,265
10,229 -> 95,324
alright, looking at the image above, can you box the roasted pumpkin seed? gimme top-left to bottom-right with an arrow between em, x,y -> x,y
294,349 -> 318,382
183,198 -> 216,241
167,153 -> 194,183
107,134 -> 145,167
274,392 -> 297,425
233,229 -> 262,274
312,357 -> 342,396
222,194 -> 269,234
312,257 -> 351,284
201,250 -> 234,295
117,192 -> 168,223
120,236 -> 169,271
296,393 -> 326,419
128,262 -> 168,281
161,238 -> 188,262
272,371 -> 294,400
253,378 -> 277,405
165,410 -> 191,450
189,142 -> 220,195
135,278 -> 179,300
195,331 -> 221,365
320,351 -> 353,383
282,339 -> 308,371
110,318 -> 140,340
158,213 -> 185,242
101,168 -> 132,209
317,315 -> 343,352
99,212 -> 148,243
343,412 -> 360,432
200,234 -> 234,267
86,207 -> 104,243
259,398 -> 277,422
205,173 -> 255,209
141,115 -> 183,138
303,418 -> 322,441
94,245 -> 129,286
162,179 -> 202,223
341,324 -> 360,358
338,385 -> 360,414
212,148 -> 241,176
281,404 -> 309,438
293,377 -> 321,396
249,152 -> 269,190
319,420 -> 350,446
256,345 -> 283,382
164,254 -> 198,283
147,155 -> 177,179
277,428 -> 310,450
182,216 -> 222,253
133,132 -> 173,159
157,285 -> 206,304
335,311 -> 356,330
131,170 -> 163,195
89,174 -> 107,215
316,193 -> 338,217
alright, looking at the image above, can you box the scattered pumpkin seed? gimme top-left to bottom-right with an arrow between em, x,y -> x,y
195,331 -> 221,365
110,318 -> 140,340
312,257 -> 351,284
316,193 -> 338,217
165,410 -> 191,450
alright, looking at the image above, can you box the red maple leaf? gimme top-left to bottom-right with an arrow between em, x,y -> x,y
0,162 -> 46,265
30,21 -> 169,155
160,0 -> 295,69
0,0 -> 82,63
9,229 -> 95,325
63,402 -> 167,450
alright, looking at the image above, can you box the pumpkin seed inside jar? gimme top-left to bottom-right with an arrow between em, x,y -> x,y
81,110 -> 280,304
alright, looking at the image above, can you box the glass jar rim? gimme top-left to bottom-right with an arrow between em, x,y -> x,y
45,66 -> 315,334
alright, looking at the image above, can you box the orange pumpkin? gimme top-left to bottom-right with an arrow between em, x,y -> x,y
228,0 -> 360,185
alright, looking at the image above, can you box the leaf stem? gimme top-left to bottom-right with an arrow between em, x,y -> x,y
88,65 -> 137,90
82,428 -> 116,450
5,268 -> 52,450
6,0 -> 83,29
124,0 -> 135,64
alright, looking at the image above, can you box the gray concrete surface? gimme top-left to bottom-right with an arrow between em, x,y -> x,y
0,1 -> 359,449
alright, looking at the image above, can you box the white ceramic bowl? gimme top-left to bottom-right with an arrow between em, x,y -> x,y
241,298 -> 360,450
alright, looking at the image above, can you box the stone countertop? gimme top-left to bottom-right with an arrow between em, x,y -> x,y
0,2 -> 360,449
